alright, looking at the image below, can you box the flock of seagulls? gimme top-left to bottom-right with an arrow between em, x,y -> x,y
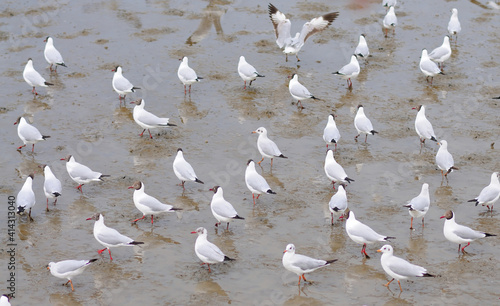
6,1 -> 498,302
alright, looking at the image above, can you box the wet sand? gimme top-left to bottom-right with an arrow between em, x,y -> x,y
1,0 -> 499,305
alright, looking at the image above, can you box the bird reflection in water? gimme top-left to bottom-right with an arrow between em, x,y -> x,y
186,0 -> 228,45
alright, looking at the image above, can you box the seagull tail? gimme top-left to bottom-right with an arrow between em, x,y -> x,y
345,177 -> 355,183
132,87 -> 141,90
325,259 -> 338,265
311,96 -> 320,100
88,259 -> 98,264
467,199 -> 479,206
485,233 -> 497,237
439,71 -> 445,75
53,192 -> 61,197
384,236 -> 396,241
44,81 -> 54,86
422,273 -> 435,278
332,207 -> 340,212
195,178 -> 204,184
267,189 -> 276,195
330,139 -> 336,143
371,130 -> 378,135
233,215 -> 245,220
493,96 -> 500,99
17,206 -> 25,214
224,255 -> 235,261
129,241 -> 145,246
58,63 -> 67,67
430,136 -> 437,142
196,77 -> 204,81
42,135 -> 51,140
278,154 -> 288,159
256,73 -> 265,77
170,207 -> 183,211
99,174 -> 110,180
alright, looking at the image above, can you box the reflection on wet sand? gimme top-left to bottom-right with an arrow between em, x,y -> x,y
186,0 -> 228,45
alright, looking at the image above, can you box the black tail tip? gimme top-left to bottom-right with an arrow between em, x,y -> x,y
168,123 -> 177,127
59,63 -> 67,67
234,215 -> 245,220
224,256 -> 234,261
345,177 -> 355,183
53,192 -> 61,197
42,135 -> 51,140
485,233 -> 496,237
385,236 -> 396,240
88,259 -> 98,263
267,189 -> 276,194
130,241 -> 144,245
326,259 -> 338,265
371,130 -> 378,135
17,207 -> 25,214
195,178 -> 204,184
422,273 -> 435,278
279,154 -> 288,159
311,96 -> 320,100
171,207 -> 183,211
45,82 -> 54,86
430,136 -> 437,142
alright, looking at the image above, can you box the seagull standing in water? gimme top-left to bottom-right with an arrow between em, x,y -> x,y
323,114 -> 341,151
191,227 -> 234,272
252,127 -> 287,167
209,186 -> 244,230
41,164 -> 62,211
47,259 -> 97,291
23,58 -> 53,95
448,8 -> 461,41
268,3 -> 339,62
403,183 -> 430,229
43,36 -> 66,72
420,49 -> 444,85
173,148 -> 204,189
245,159 -> 276,205
131,99 -> 176,139
238,56 -> 264,89
333,55 -> 360,89
288,74 -> 319,109
354,105 -> 378,143
112,66 -> 140,100
14,116 -> 50,152
178,57 -> 203,94
413,105 -> 437,147
468,172 -> 500,211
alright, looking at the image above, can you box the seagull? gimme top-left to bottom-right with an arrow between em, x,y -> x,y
441,210 -> 496,253
245,159 -> 276,205
382,6 -> 397,37
112,66 -> 140,100
354,105 -> 378,143
448,8 -> 461,41
16,174 -> 35,221
173,148 -> 204,189
428,36 -> 451,70
178,57 -> 203,94
345,210 -> 395,258
23,58 -> 53,95
128,181 -> 182,225
382,0 -> 397,8
323,114 -> 341,151
14,116 -> 50,152
209,186 -> 244,230
329,184 -> 348,225
252,127 -> 287,167
61,155 -> 109,193
268,3 -> 339,62
435,140 -> 458,179
282,243 -> 337,286
43,36 -> 66,72
191,227 -> 234,272
41,164 -> 62,211
131,99 -> 176,139
288,74 -> 319,109
86,213 -> 144,260
324,149 -> 354,190
377,244 -> 434,292
0,295 -> 10,306
403,183 -> 430,229
47,259 -> 97,291
420,49 -> 444,85
354,34 -> 369,59
413,105 -> 437,147
468,172 -> 500,211
238,56 -> 264,89
333,54 -> 360,89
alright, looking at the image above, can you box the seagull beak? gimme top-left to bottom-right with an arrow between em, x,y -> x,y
251,131 -> 257,134
86,217 -> 93,221
440,216 -> 445,219
411,107 -> 416,110
283,250 -> 287,253
377,249 -> 382,253
127,186 -> 134,189
190,231 -> 197,234
46,265 -> 50,270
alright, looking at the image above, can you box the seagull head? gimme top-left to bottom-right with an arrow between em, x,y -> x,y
128,181 -> 142,190
283,244 -> 295,254
440,210 -> 454,220
377,244 -> 393,254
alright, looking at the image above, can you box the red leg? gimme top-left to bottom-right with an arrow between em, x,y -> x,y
76,184 -> 83,193
302,274 -> 307,282
332,181 -> 336,190
461,242 -> 470,253
148,129 -> 153,139
409,217 -> 413,229
32,144 -> 35,152
270,158 -> 274,168
97,248 -> 107,254
361,244 -> 370,258
226,223 -> 230,230
207,263 -> 211,272
46,198 -> 49,212
17,144 -> 26,150
331,213 -> 334,225
257,157 -> 264,165
243,81 -> 246,90
397,280 -> 403,292
365,134 -> 368,143
252,193 -> 256,205
69,279 -> 74,291
108,249 -> 113,261
384,278 -> 394,288
132,215 -> 146,223
334,143 -> 337,152
189,85 -> 192,93
151,215 -> 154,224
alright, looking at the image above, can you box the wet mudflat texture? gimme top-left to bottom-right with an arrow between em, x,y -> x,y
0,0 -> 499,304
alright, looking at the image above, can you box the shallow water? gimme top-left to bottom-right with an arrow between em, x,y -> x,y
0,0 -> 499,305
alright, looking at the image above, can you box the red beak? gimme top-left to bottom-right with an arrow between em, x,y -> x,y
128,186 -> 134,189
190,231 -> 197,234
440,216 -> 445,219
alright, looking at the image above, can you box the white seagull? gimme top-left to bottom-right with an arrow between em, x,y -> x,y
288,73 -> 319,109
112,66 -> 140,100
268,3 -> 339,62
61,155 -> 109,193
354,34 -> 369,59
420,49 -> 444,85
329,184 -> 348,225
403,183 -> 430,229
47,259 -> 97,291
128,181 -> 182,225
245,159 -> 276,205
468,172 -> 500,211
428,36 -> 451,70
14,116 -> 50,152
252,127 -> 287,167
86,213 -> 144,260
41,164 -> 62,211
238,56 -> 264,89
16,174 -> 35,221
173,148 -> 204,189
354,105 -> 378,143
383,0 -> 397,8
333,54 -> 360,89
43,36 -> 66,72
441,210 -> 496,253
345,210 -> 395,258
23,58 -> 53,95
324,149 -> 354,189
0,295 -> 10,306
377,244 -> 434,292
282,243 -> 337,286
191,227 -> 233,272
382,6 -> 397,37
436,140 -> 458,179
209,186 -> 244,230
178,57 -> 202,94
413,105 -> 437,146
323,114 -> 341,151
448,8 -> 461,41
131,99 -> 176,139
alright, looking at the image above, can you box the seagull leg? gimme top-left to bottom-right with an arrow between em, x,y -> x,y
297,100 -> 304,109
28,208 -> 33,221
384,28 -> 388,38
108,249 -> 113,261
354,134 -> 360,142
243,81 -> 246,90
285,54 -> 288,62
383,278 -> 394,287
69,280 -> 74,291
46,198 -> 49,212
76,184 -> 83,193
54,198 -> 58,205
226,223 -> 230,230
132,215 -> 146,224
270,158 -> 274,168
409,217 -> 413,229
422,217 -> 425,227
302,274 -> 307,282
184,85 -> 187,95
139,129 -> 146,137
249,80 -> 253,86
32,87 -> 38,95
189,85 -> 192,93
17,144 -> 26,151
361,244 -> 370,259
461,242 -> 470,254
397,280 -> 403,292
331,213 -> 334,225
457,244 -> 461,253
331,181 -> 336,190
365,134 -> 368,143
252,193 -> 256,205
148,129 -> 153,139
207,263 -> 211,272
257,157 -> 265,165
296,54 -> 300,62
151,215 -> 154,224
97,248 -> 107,255
181,181 -> 185,190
